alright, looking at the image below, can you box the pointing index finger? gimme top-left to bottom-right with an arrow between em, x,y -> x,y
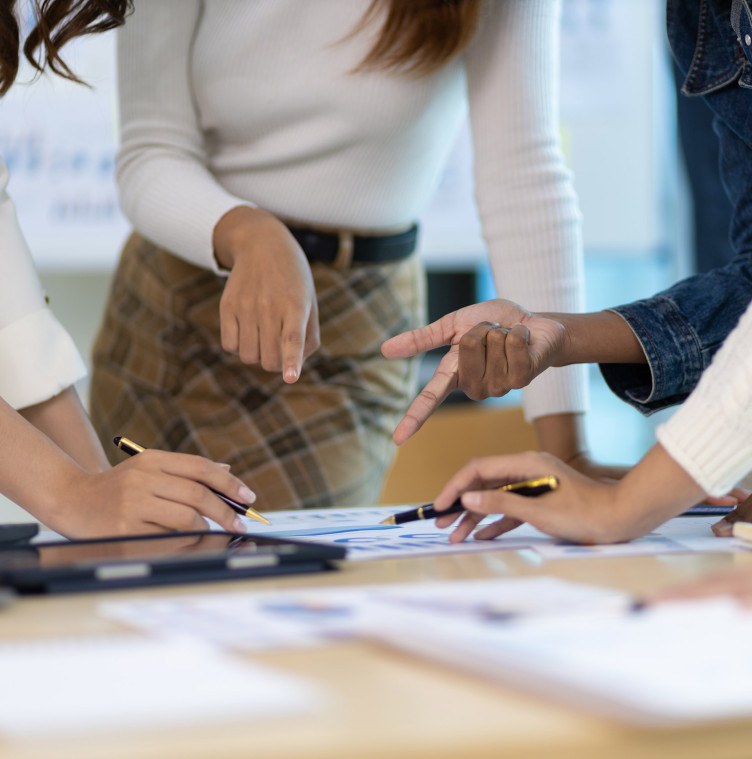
382,315 -> 457,359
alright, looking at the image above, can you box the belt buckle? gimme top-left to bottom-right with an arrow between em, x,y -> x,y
333,230 -> 355,269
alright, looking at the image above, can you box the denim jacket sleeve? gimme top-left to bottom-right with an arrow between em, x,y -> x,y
599,0 -> 752,416
599,253 -> 752,415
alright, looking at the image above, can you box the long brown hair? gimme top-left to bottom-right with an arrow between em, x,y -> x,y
354,0 -> 484,76
0,0 -> 132,96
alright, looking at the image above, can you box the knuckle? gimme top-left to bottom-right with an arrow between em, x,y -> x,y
486,329 -> 506,346
489,379 -> 509,396
238,347 -> 258,364
193,457 -> 214,480
462,385 -> 485,402
185,480 -> 207,504
256,295 -> 276,312
177,510 -> 200,531
260,356 -> 281,372
460,333 -> 483,350
221,333 -> 237,352
114,515 -> 132,535
283,331 -> 305,347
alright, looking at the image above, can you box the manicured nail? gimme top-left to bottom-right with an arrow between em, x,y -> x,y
219,463 -> 231,471
462,492 -> 481,508
284,366 -> 299,382
239,485 -> 256,504
233,517 -> 247,532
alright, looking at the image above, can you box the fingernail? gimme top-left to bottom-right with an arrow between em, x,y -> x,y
284,367 -> 299,382
233,517 -> 247,532
219,463 -> 231,471
462,492 -> 481,508
239,485 -> 256,503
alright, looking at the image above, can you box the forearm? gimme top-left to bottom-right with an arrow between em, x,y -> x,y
1,395 -> 88,524
612,443 -> 706,540
532,412 -> 587,461
17,388 -> 109,474
546,310 -> 647,366
531,412 -> 627,483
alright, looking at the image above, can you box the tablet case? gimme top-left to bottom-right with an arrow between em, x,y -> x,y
0,531 -> 346,594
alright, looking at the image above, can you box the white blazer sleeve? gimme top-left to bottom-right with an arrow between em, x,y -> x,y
465,0 -> 588,421
0,159 -> 86,409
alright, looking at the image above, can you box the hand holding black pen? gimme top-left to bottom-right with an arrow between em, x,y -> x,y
113,436 -> 270,526
382,476 -> 559,526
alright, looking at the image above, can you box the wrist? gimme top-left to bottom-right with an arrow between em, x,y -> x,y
213,205 -> 276,269
532,412 -> 586,461
541,310 -> 646,366
614,444 -> 706,539
541,312 -> 598,366
27,462 -> 87,533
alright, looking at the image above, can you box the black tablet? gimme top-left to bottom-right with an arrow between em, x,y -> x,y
0,531 -> 346,594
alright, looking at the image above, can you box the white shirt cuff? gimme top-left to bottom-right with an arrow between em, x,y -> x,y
0,308 -> 87,409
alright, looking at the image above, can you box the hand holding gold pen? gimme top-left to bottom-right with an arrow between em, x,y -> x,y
113,437 -> 270,526
381,476 -> 559,526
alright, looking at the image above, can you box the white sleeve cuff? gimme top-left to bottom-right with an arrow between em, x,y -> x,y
0,308 -> 87,409
521,363 -> 589,422
656,409 -> 752,497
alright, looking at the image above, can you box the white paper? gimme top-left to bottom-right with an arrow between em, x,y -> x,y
238,505 -> 553,560
533,516 -> 734,559
0,635 -> 321,738
369,596 -> 752,725
238,507 -> 735,561
101,577 -> 631,653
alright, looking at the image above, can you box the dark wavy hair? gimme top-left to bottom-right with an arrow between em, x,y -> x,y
354,0 -> 483,76
0,0 -> 132,96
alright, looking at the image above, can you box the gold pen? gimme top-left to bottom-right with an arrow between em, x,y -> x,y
113,436 -> 271,526
381,475 -> 559,526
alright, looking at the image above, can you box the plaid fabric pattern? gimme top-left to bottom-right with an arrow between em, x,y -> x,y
90,233 -> 425,510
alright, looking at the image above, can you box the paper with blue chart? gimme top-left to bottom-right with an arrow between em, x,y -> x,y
238,506 -> 734,560
100,576 -> 632,653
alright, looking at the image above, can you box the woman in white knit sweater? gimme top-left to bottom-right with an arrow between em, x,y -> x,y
91,0 -> 620,511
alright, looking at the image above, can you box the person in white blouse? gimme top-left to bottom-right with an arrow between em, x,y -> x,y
0,1 -> 256,538
90,0 -> 619,512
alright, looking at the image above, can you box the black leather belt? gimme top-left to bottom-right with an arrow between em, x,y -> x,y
287,223 -> 418,269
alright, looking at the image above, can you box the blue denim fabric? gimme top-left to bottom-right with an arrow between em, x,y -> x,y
599,0 -> 752,415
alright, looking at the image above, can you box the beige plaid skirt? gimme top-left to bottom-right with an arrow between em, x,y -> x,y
90,233 -> 425,511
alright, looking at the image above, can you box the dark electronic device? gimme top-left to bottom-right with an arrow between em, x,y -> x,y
0,531 -> 345,594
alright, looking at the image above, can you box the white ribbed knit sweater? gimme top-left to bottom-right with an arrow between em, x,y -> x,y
115,0 -> 587,421
657,299 -> 752,496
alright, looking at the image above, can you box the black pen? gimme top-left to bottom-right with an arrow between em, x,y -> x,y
113,436 -> 271,525
380,476 -> 560,526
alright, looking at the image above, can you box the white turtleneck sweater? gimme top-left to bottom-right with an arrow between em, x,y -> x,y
0,158 -> 86,409
115,0 -> 587,421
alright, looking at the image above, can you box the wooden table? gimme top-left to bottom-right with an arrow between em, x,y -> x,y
0,545 -> 750,759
